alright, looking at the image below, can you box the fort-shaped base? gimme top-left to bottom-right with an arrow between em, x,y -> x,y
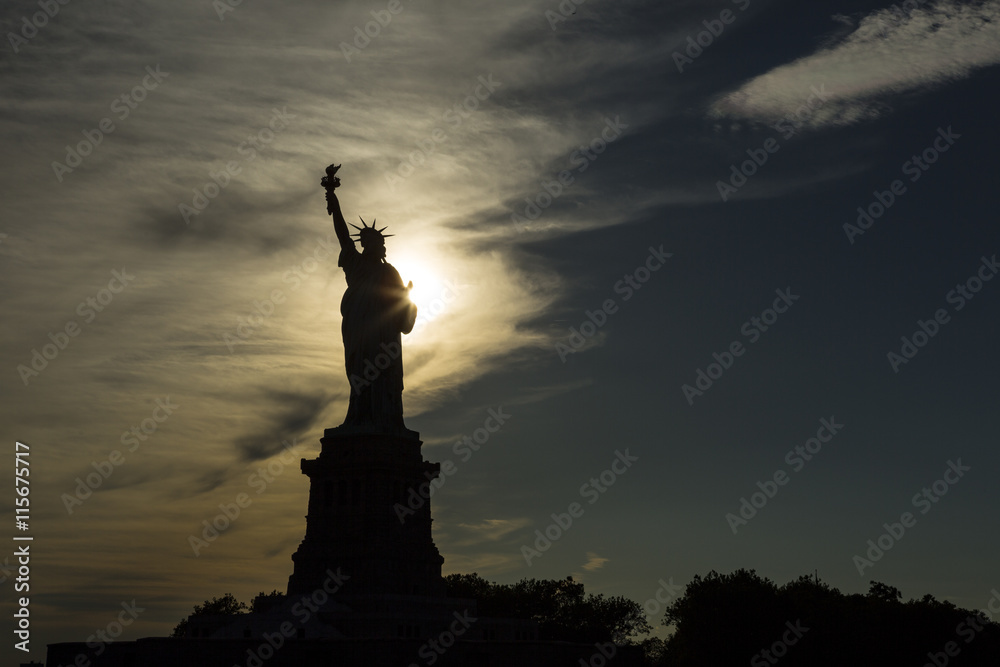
287,428 -> 445,598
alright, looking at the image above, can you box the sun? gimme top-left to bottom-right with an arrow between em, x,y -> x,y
389,251 -> 447,321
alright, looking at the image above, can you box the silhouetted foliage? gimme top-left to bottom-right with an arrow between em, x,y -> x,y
868,580 -> 902,603
251,589 -> 286,614
638,636 -> 668,663
648,570 -> 1000,666
170,592 -> 249,637
445,573 -> 651,643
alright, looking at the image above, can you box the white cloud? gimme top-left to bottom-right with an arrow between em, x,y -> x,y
581,551 -> 609,572
710,0 -> 1000,128
454,518 -> 533,543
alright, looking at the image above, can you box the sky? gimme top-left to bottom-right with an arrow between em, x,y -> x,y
2,0 -> 1000,660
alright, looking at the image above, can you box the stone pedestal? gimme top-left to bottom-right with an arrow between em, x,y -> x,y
286,427 -> 446,599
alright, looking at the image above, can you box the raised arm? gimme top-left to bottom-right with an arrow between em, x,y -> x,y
322,164 -> 353,252
326,190 -> 353,251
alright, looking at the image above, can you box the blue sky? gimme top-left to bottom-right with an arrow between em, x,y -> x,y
2,0 -> 1000,659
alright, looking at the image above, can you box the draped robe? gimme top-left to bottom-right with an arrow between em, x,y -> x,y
338,244 -> 417,428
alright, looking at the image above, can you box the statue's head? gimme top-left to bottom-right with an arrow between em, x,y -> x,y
351,217 -> 392,260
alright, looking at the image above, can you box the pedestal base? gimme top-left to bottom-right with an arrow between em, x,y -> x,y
287,428 -> 445,598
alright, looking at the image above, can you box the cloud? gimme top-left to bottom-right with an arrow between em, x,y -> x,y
231,390 -> 333,461
453,518 -> 532,545
571,551 -> 610,580
581,551 -> 609,572
710,0 -> 1000,129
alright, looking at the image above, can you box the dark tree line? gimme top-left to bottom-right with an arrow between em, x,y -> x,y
444,573 -> 651,643
171,590 -> 282,637
170,579 -> 651,645
171,570 -> 1000,667
645,569 -> 1000,667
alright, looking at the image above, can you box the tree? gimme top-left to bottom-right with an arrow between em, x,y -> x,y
656,571 -> 1000,667
867,580 -> 901,603
171,593 -> 249,637
661,569 -> 781,666
251,589 -> 286,614
445,573 -> 650,643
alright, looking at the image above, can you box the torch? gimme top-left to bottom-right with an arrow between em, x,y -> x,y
320,163 -> 342,215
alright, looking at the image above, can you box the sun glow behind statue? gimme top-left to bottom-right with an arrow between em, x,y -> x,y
390,251 -> 449,335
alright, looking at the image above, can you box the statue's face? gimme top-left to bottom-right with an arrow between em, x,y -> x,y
363,239 -> 386,260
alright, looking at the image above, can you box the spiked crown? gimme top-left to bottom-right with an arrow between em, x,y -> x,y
350,216 -> 392,249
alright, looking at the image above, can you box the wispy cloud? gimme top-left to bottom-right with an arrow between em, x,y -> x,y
710,0 -> 1000,129
454,518 -> 533,544
581,551 -> 609,572
571,551 -> 610,580
440,518 -> 534,574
